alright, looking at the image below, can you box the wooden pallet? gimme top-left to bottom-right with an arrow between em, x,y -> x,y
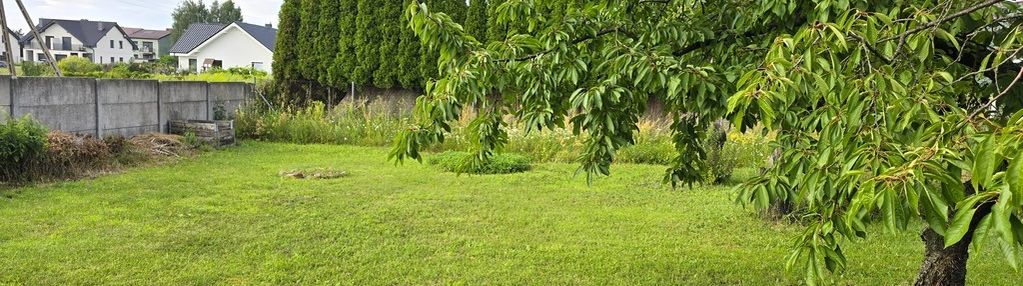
168,120 -> 236,147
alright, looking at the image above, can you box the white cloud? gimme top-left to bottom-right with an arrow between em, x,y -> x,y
0,0 -> 282,32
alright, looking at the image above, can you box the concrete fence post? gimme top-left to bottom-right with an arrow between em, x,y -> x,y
205,82 -> 212,121
157,81 -> 164,133
94,79 -> 103,138
9,77 -> 16,117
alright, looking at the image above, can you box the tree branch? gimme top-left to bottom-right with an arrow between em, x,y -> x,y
968,67 -> 1023,119
880,0 -> 1004,43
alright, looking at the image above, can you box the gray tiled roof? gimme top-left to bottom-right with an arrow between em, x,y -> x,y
169,22 -> 276,54
235,22 -> 276,51
21,19 -> 137,49
169,23 -> 225,54
124,27 -> 172,40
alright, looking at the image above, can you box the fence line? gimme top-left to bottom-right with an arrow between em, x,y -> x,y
0,76 -> 253,137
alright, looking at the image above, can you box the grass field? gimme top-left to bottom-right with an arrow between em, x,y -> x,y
0,142 -> 1019,285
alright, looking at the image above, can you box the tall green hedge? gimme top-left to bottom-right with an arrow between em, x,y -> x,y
465,0 -> 488,43
328,0 -> 359,86
275,0 -> 469,91
272,0 -> 302,84
315,0 -> 341,84
296,0 -> 321,81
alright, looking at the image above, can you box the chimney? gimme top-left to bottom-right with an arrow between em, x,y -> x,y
97,22 -> 103,30
264,23 -> 272,28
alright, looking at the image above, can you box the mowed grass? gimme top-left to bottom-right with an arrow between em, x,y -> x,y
0,142 -> 1019,285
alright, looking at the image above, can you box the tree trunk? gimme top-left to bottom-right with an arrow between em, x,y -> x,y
914,227 -> 969,286
914,194 -> 994,286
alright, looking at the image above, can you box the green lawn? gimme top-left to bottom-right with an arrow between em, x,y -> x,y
0,142 -> 1019,285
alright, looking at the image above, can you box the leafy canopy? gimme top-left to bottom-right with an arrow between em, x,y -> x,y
394,0 -> 1023,283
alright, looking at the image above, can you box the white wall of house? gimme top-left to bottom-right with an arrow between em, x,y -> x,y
173,24 -> 273,73
23,24 -> 85,62
91,28 -> 135,64
22,23 -> 135,64
1,32 -> 21,63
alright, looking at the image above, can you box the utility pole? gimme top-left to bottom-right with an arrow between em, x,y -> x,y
14,0 -> 60,76
0,0 -> 17,76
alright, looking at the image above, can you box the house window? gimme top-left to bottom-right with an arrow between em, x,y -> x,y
119,41 -> 123,49
110,57 -> 114,63
119,57 -> 124,62
110,40 -> 114,48
62,37 -> 71,50
188,59 -> 197,72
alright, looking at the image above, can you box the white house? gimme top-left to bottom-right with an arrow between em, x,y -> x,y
20,19 -> 137,64
0,28 -> 21,64
123,27 -> 173,62
169,22 -> 276,73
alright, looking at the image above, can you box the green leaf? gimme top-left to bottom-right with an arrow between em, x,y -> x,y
973,135 -> 999,190
945,207 -> 978,247
1009,149 -> 1022,198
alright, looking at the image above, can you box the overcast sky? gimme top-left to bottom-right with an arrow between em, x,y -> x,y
0,0 -> 283,31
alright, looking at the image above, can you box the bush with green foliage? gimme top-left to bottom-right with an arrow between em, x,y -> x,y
428,151 -> 531,174
58,56 -> 102,76
0,115 -> 48,181
20,61 -> 51,76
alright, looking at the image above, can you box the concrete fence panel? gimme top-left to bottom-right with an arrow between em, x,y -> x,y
98,79 -> 160,137
209,83 -> 249,118
0,76 -> 10,121
159,82 -> 210,132
13,77 -> 98,135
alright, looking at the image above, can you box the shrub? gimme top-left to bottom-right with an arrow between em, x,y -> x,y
726,125 -> 774,169
58,56 -> 101,76
20,61 -> 50,76
703,120 -> 738,184
428,151 -> 532,174
0,115 -> 48,181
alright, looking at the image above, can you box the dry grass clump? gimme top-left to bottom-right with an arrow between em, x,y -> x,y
130,133 -> 189,157
279,168 -> 348,179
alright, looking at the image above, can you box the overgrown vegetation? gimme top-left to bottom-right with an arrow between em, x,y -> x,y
0,116 -> 197,184
13,58 -> 264,82
0,116 -> 48,181
429,151 -> 531,174
234,100 -> 770,183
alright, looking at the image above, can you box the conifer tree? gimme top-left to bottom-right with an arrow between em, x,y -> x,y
328,0 -> 359,86
373,0 -> 403,88
395,0 -> 422,90
464,0 -> 487,43
271,0 -> 302,84
296,0 -> 321,81
315,0 -> 341,85
352,0 -> 380,85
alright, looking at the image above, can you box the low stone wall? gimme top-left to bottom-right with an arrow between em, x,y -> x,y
3,76 -> 253,137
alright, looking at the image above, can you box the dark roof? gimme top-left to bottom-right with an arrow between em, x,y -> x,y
235,22 -> 276,51
21,19 -> 137,49
123,27 -> 172,40
169,22 -> 276,54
